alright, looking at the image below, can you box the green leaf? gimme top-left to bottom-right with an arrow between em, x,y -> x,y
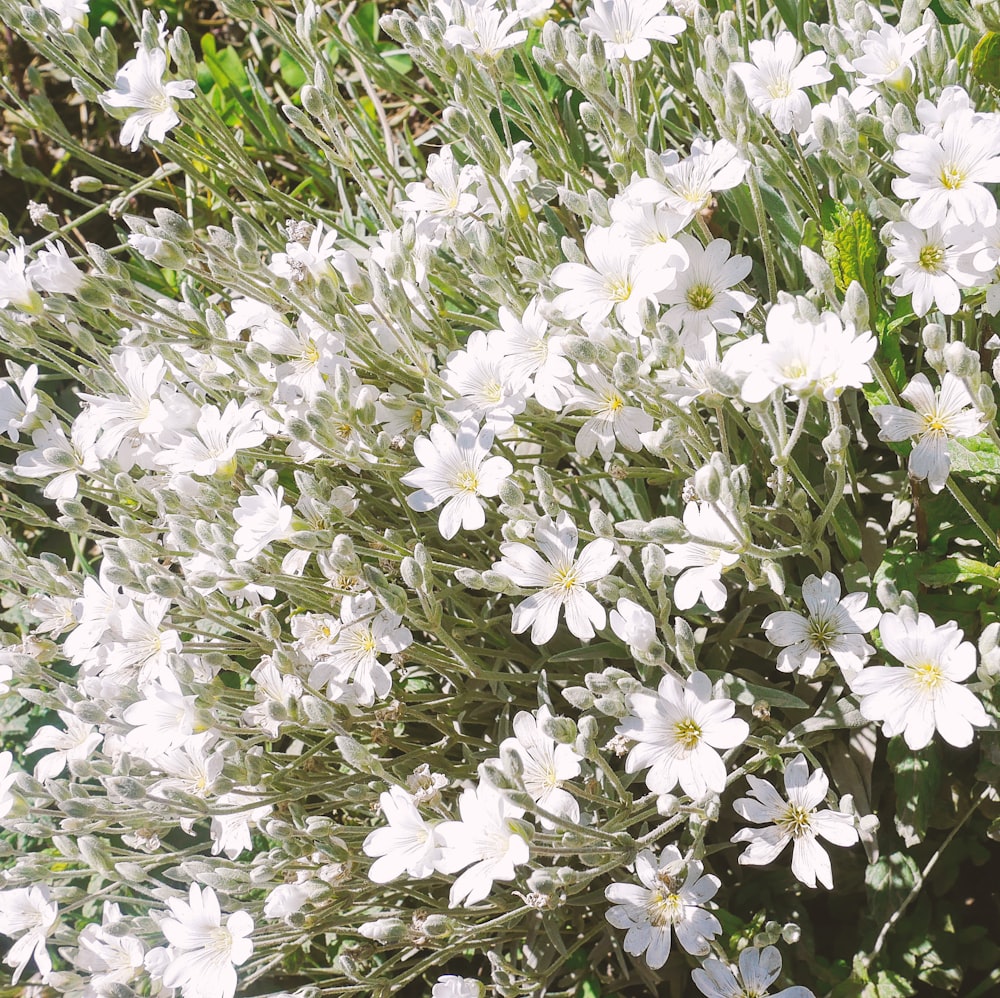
973,33 -> 1000,92
545,642 -> 621,663
948,436 -> 1000,480
865,851 -> 921,926
278,50 -> 307,89
873,970 -> 917,998
887,738 -> 940,845
916,555 -> 1000,588
821,201 -> 878,317
772,0 -> 803,33
719,674 -> 809,711
831,501 -> 863,562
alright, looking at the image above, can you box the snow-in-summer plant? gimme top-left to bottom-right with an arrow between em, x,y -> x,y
0,0 -> 999,995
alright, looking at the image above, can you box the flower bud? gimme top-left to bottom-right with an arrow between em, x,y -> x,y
641,543 -> 666,588
694,464 -> 722,502
922,322 -> 947,352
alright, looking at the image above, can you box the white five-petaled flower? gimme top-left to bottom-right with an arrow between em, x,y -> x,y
762,573 -> 882,679
306,592 -> 412,706
158,884 -> 254,998
493,512 -> 619,644
401,418 -> 513,539
692,944 -> 816,998
551,224 -> 677,336
731,754 -> 859,889
496,705 -> 582,827
870,372 -> 987,493
851,22 -> 930,89
731,32 -> 832,134
604,844 -> 721,969
436,783 -> 531,907
0,885 -> 59,983
617,671 -> 749,798
849,610 -> 990,750
729,303 -> 876,404
663,501 -> 742,611
884,220 -> 976,317
892,110 -> 1000,228
362,785 -> 443,883
580,0 -> 686,62
565,363 -> 654,460
101,46 -> 196,152
657,235 -> 755,357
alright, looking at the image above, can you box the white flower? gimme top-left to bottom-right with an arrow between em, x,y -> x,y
156,401 -> 266,477
657,235 -> 755,357
75,905 -> 146,992
0,751 -> 18,820
307,593 -> 412,706
884,220 -> 977,317
40,0 -> 90,30
123,677 -> 198,755
732,754 -> 859,889
731,32 -> 832,134
692,945 -> 815,998
551,224 -> 676,336
851,22 -> 930,88
849,610 -> 991,750
363,785 -> 443,883
617,671 -> 749,798
436,783 -> 531,907
497,705 -> 582,826
0,886 -> 58,983
432,975 -> 484,998
892,110 -> 1000,228
442,330 -> 529,433
730,303 -> 875,404
604,844 -> 720,969
159,884 -> 254,998
26,710 -> 102,780
397,145 -> 479,220
870,373 -> 987,493
762,573 -> 881,679
566,363 -> 654,460
401,419 -> 513,539
101,46 -> 196,151
580,0 -> 685,62
233,482 -> 294,560
443,0 -> 528,59
492,511 -> 619,644
26,241 -> 84,294
0,363 -> 42,443
609,596 -> 657,653
209,793 -> 272,860
627,139 -> 747,230
0,240 -> 41,311
488,299 -> 574,412
663,502 -> 742,611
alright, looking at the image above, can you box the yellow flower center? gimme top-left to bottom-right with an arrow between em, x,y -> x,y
939,164 -> 966,190
685,284 -> 716,311
454,469 -> 480,493
911,661 -> 945,691
673,717 -> 702,750
605,276 -> 634,302
303,340 -> 321,365
605,392 -> 625,412
482,380 -> 505,404
552,566 -> 579,591
918,244 -> 945,272
777,803 -> 813,838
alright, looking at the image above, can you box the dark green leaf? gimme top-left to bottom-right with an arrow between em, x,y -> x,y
887,737 -> 940,845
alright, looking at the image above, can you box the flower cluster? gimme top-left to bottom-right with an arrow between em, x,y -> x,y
0,0 -> 997,995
